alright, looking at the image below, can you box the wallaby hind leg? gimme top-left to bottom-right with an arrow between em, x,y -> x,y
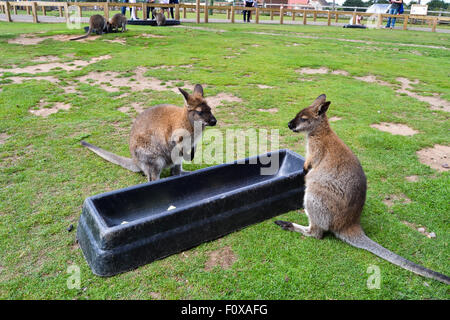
275,220 -> 324,239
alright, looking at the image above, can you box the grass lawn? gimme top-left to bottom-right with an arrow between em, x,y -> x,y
0,20 -> 449,300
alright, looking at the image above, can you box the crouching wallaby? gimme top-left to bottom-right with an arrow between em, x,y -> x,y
109,13 -> 127,33
81,84 -> 216,181
153,9 -> 166,26
71,14 -> 108,41
275,94 -> 450,284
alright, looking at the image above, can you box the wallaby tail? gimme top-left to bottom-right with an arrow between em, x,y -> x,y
70,28 -> 91,41
336,227 -> 450,285
81,140 -> 141,173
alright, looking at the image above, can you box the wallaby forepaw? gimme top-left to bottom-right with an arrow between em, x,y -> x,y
274,220 -> 294,231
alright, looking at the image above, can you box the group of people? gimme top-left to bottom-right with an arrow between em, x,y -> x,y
121,0 -> 179,21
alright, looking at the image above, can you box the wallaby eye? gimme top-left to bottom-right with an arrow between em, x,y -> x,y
196,110 -> 204,116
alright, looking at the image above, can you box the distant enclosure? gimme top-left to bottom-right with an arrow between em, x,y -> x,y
1,1 -> 450,32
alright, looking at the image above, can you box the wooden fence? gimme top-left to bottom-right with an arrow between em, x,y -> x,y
1,1 -> 450,32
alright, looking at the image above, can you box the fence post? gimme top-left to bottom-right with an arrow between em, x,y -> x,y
64,2 -> 69,23
196,0 -> 200,24
227,8 -> 230,19
13,3 -> 17,15
255,7 -> 259,24
204,2 -> 208,23
431,17 -> 437,32
77,5 -> 82,18
280,6 -> 283,24
31,1 -> 38,23
174,4 -> 179,20
231,5 -> 235,23
58,5 -> 62,17
42,5 -> 46,16
335,11 -> 338,23
403,15 -> 408,30
270,9 -> 273,20
5,1 -> 11,22
377,13 -> 382,29
303,10 -> 307,24
313,10 -> 317,22
327,10 -> 331,26
104,3 -> 109,20
142,3 -> 147,20
352,11 -> 356,25
183,5 -> 187,19
26,5 -> 30,15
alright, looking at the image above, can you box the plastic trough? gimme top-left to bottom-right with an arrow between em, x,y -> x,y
76,149 -> 305,276
127,19 -> 181,26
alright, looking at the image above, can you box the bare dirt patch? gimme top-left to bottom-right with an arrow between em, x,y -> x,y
354,75 -> 392,87
0,55 -> 111,75
258,108 -> 278,113
207,93 -> 243,112
257,84 -> 274,89
31,55 -> 60,63
383,194 -> 412,208
204,246 -> 237,271
29,100 -> 71,117
402,221 -> 436,238
0,132 -> 10,145
78,67 -> 193,94
405,175 -> 420,182
149,292 -> 161,299
329,116 -> 342,122
6,75 -> 60,84
331,70 -> 350,76
396,77 -> 450,112
416,144 -> 450,172
8,33 -> 100,45
118,103 -> 145,115
296,67 -> 329,75
139,33 -> 166,38
103,38 -> 127,45
370,122 -> 419,136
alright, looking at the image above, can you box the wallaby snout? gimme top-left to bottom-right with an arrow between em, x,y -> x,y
208,115 -> 217,126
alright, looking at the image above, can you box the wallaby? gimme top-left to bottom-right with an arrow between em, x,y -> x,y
109,13 -> 127,33
81,84 -> 217,181
275,94 -> 450,284
71,14 -> 108,41
153,9 -> 166,26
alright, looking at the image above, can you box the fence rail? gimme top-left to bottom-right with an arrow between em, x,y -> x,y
1,0 -> 449,32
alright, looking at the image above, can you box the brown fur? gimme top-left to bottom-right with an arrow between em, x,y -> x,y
71,14 -> 107,41
81,84 -> 216,182
275,94 -> 450,284
109,13 -> 127,32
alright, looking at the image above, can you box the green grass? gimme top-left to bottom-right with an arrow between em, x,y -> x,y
0,21 -> 449,300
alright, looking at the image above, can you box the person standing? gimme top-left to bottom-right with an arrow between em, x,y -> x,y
121,0 -> 129,16
160,0 -> 170,19
147,0 -> 156,20
169,0 -> 179,19
385,0 -> 403,29
243,0 -> 256,23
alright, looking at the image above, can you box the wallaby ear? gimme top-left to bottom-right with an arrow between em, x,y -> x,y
318,101 -> 331,116
193,84 -> 204,97
311,94 -> 326,107
178,88 -> 190,104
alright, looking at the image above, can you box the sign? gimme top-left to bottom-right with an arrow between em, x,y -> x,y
410,4 -> 428,15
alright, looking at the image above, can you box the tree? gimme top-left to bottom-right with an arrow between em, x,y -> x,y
425,0 -> 448,10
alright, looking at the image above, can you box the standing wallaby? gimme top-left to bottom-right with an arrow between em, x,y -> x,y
71,14 -> 107,41
153,9 -> 166,26
109,13 -> 127,33
275,94 -> 449,284
81,84 -> 216,181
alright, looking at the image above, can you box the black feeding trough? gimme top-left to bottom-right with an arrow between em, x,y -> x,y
127,19 -> 181,26
77,149 -> 305,276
